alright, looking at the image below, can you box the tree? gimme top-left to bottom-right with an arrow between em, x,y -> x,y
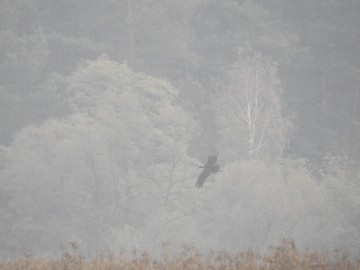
190,0 -> 301,88
196,159 -> 339,252
320,154 -> 360,250
185,0 -> 301,156
0,56 -> 197,257
215,53 -> 288,161
125,0 -> 202,78
0,29 -> 70,145
258,0 -> 360,165
0,29 -> 49,88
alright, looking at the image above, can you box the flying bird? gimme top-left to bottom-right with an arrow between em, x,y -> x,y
196,153 -> 219,188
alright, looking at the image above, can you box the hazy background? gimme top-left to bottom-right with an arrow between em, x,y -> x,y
0,0 -> 359,259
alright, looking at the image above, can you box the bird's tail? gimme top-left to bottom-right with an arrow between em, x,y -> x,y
196,179 -> 204,188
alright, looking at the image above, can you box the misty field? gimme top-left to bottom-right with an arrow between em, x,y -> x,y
1,0 -> 360,263
1,240 -> 359,270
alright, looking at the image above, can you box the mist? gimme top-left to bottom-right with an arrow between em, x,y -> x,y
0,0 -> 359,260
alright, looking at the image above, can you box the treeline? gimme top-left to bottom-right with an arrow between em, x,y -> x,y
1,0 -> 359,163
0,0 -> 359,259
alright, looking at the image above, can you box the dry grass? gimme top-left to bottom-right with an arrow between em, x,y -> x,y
1,240 -> 359,270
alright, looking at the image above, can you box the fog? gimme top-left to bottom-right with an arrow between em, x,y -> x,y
0,0 -> 359,259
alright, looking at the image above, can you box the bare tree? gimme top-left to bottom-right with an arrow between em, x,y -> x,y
217,54 -> 288,160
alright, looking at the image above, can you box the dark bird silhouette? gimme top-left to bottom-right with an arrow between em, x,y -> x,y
196,153 -> 219,188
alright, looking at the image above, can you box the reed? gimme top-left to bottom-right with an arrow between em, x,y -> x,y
1,240 -> 359,270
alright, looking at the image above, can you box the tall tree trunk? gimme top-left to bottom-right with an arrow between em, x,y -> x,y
165,140 -> 177,203
127,0 -> 135,66
321,73 -> 327,115
349,90 -> 359,164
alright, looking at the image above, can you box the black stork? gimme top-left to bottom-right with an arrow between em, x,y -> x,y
196,153 -> 219,188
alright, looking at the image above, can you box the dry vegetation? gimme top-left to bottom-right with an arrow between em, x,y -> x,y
1,240 -> 359,270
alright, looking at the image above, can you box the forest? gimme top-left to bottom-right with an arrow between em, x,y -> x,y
0,0 -> 359,261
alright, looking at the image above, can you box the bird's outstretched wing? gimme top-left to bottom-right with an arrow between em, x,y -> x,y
196,167 -> 211,188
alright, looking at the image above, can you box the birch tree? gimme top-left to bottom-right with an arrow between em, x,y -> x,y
216,54 -> 288,161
